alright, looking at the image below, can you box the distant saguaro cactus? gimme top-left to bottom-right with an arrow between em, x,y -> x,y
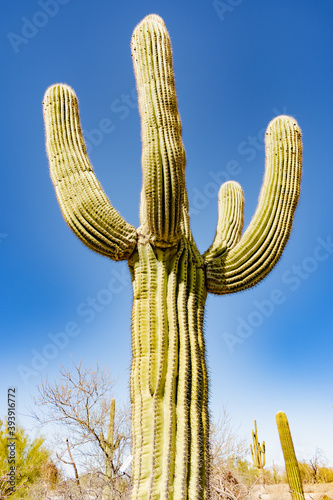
43,14 -> 302,500
276,412 -> 305,500
250,420 -> 266,481
99,398 -> 122,479
100,398 -> 123,499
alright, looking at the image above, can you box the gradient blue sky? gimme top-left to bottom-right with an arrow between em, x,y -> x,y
1,0 -> 333,472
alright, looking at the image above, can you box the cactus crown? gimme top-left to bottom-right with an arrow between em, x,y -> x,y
43,14 -> 302,289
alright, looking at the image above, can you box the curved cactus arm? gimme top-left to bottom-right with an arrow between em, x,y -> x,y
203,181 -> 244,261
250,443 -> 256,464
43,84 -> 137,261
131,14 -> 187,247
205,115 -> 302,294
262,441 -> 266,468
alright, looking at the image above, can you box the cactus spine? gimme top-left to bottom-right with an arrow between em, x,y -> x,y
43,14 -> 302,499
250,420 -> 266,478
276,412 -> 305,500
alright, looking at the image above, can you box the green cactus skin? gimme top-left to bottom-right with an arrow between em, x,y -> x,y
250,420 -> 266,471
276,412 -> 305,500
43,14 -> 302,500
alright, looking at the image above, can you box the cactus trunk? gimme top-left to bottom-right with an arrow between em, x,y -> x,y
276,412 -> 305,500
129,240 -> 209,499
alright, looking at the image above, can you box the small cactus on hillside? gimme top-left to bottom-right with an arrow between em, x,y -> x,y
250,420 -> 266,469
250,420 -> 266,483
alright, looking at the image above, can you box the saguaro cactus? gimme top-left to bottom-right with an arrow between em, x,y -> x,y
100,398 -> 122,499
99,398 -> 122,479
250,420 -> 266,476
276,412 -> 305,500
43,14 -> 302,500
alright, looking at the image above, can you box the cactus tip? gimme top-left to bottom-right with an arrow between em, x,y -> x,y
43,83 -> 75,105
267,114 -> 301,133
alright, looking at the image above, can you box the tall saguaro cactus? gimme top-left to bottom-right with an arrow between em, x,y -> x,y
43,14 -> 302,500
276,412 -> 305,500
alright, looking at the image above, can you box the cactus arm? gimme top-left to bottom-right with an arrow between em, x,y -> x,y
262,441 -> 266,468
276,411 -> 305,500
205,116 -> 302,294
203,181 -> 244,261
131,15 -> 187,247
250,443 -> 257,466
43,84 -> 137,261
113,435 -> 122,450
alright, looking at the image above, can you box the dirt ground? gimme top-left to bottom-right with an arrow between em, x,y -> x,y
247,483 -> 333,499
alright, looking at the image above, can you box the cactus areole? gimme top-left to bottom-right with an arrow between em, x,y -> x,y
43,14 -> 302,500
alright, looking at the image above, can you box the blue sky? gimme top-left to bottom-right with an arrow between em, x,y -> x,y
1,0 -> 333,472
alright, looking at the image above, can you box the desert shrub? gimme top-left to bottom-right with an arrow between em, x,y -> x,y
234,458 -> 259,485
297,454 -> 333,484
0,419 -> 57,499
295,460 -> 313,483
318,467 -> 333,483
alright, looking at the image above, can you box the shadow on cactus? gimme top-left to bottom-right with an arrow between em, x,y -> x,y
42,13 -> 302,500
